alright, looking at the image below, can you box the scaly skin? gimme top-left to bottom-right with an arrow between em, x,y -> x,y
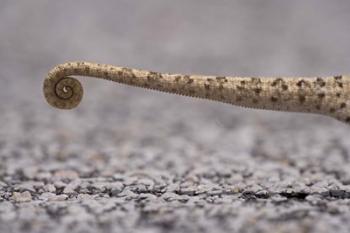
43,61 -> 350,124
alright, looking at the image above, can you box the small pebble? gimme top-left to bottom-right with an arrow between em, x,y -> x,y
54,170 -> 79,180
12,191 -> 32,202
44,184 -> 56,193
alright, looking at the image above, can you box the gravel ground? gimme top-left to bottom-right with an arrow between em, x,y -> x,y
1,1 -> 350,233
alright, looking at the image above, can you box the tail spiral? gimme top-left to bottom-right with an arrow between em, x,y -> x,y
43,75 -> 83,109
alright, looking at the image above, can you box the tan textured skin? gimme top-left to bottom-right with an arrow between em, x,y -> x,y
43,61 -> 350,124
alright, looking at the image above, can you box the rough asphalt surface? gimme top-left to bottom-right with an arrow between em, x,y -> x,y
2,1 -> 350,232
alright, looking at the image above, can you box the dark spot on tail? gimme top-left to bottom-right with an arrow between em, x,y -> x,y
254,88 -> 262,94
183,75 -> 191,83
318,93 -> 325,99
346,117 -> 350,123
334,75 -> 343,88
296,80 -> 309,88
299,95 -> 306,103
316,77 -> 326,87
270,96 -> 278,102
271,78 -> 284,87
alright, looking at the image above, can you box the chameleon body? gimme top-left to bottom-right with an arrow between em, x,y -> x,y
43,61 -> 350,124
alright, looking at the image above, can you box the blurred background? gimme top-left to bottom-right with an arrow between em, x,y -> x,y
1,1 -> 350,233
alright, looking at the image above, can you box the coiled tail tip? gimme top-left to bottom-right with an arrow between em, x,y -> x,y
43,76 -> 83,110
